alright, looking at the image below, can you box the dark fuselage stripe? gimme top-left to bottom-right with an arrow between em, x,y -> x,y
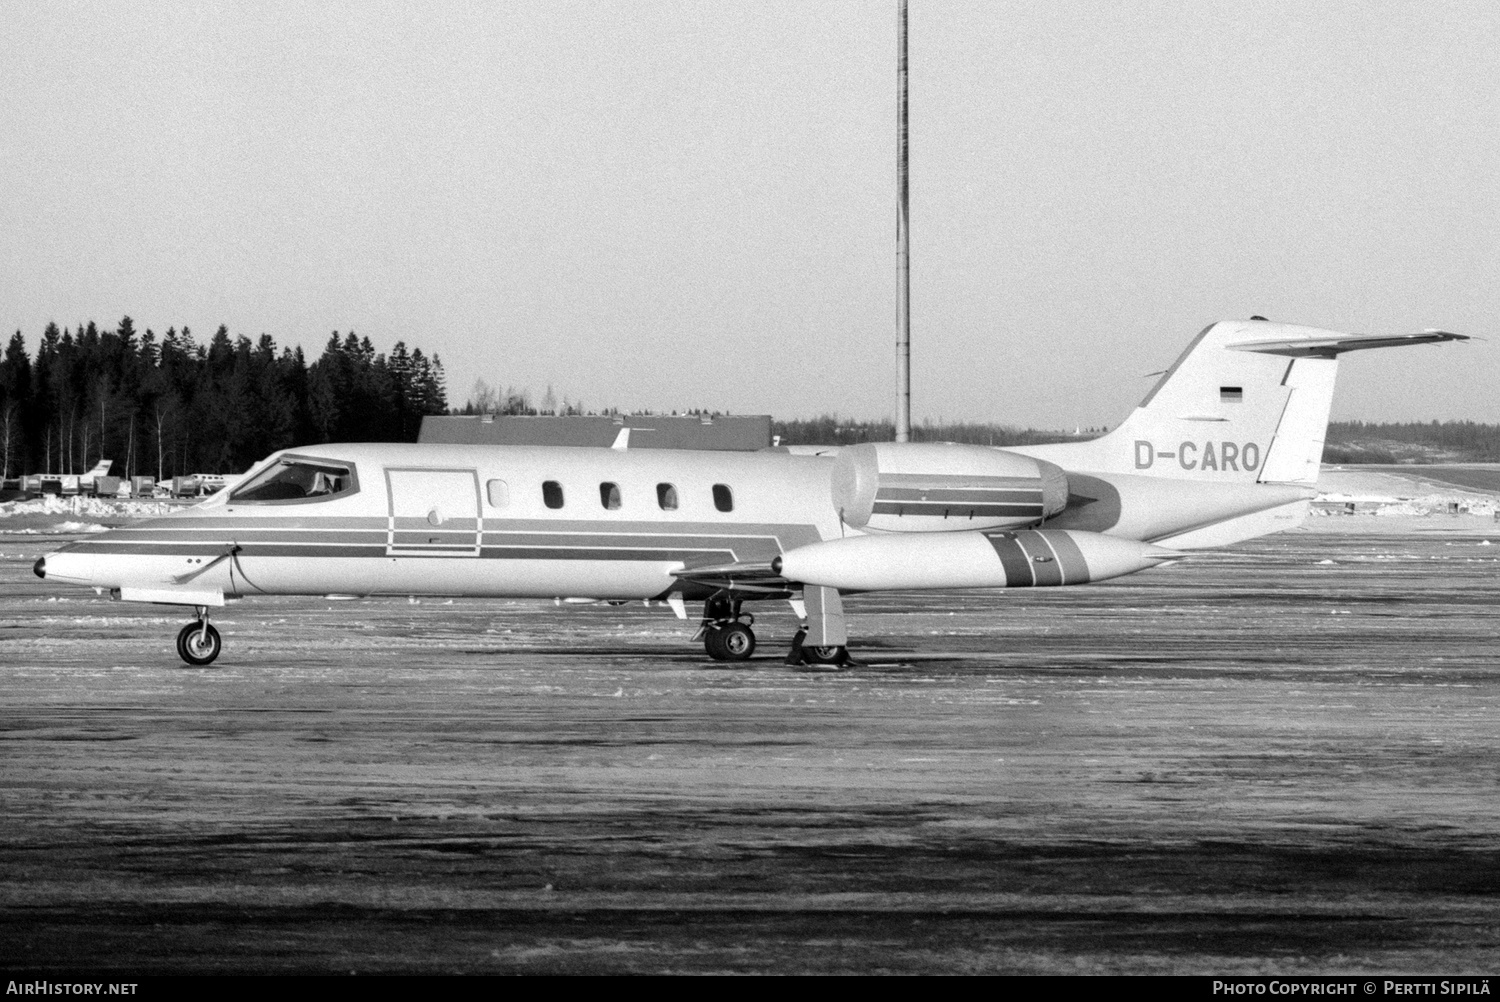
877,488 -> 1043,503
93,529 -> 789,550
80,543 -> 386,558
1013,532 -> 1063,587
985,533 -> 1034,586
481,547 -> 737,562
872,502 -> 1043,518
1033,530 -> 1089,584
71,542 -> 759,563
99,528 -> 387,544
65,517 -> 819,567
123,516 -> 817,534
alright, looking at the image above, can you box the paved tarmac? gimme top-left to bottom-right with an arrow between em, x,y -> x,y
1,527 -> 1497,974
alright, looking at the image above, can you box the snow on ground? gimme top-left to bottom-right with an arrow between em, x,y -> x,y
0,494 -> 187,534
1314,467 -> 1500,525
1312,494 -> 1500,517
0,495 -> 179,519
1315,468 -> 1427,498
1307,466 -> 1500,533
0,521 -> 110,535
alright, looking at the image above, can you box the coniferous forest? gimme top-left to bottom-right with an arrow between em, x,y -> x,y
0,318 -> 447,480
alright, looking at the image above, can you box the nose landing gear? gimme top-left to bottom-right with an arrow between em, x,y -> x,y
176,607 -> 222,665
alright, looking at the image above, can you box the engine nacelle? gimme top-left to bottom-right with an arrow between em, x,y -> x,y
830,442 -> 1068,533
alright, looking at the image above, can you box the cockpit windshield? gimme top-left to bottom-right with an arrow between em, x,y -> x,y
230,457 -> 357,504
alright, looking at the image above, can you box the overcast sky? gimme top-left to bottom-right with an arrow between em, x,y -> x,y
2,1 -> 1496,428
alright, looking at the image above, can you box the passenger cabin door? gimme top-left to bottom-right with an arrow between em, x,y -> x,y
385,468 -> 482,557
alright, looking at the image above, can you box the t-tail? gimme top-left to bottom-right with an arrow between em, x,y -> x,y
1011,319 -> 1468,547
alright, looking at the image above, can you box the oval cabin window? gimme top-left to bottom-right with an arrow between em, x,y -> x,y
599,482 -> 622,510
542,480 -> 564,509
657,483 -> 678,510
486,479 -> 510,508
712,483 -> 733,513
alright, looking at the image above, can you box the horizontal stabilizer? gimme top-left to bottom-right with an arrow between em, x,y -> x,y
1228,330 -> 1468,357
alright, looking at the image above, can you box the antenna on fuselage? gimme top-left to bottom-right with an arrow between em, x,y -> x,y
895,0 -> 912,443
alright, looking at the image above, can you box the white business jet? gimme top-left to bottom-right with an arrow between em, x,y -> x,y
34,319 -> 1465,666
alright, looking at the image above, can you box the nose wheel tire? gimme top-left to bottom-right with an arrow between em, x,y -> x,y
704,622 -> 756,661
176,622 -> 222,665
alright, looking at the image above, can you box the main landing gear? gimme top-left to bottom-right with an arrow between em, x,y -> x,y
698,594 -> 756,661
176,607 -> 222,666
785,584 -> 856,668
784,630 -> 851,667
694,588 -> 856,667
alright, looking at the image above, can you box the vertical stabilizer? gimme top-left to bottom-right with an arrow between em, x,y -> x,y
1015,320 -> 1466,486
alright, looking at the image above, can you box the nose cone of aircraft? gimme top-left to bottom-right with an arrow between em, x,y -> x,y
37,550 -> 94,585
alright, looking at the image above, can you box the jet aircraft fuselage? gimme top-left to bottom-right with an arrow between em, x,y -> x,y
33,319 -> 1469,666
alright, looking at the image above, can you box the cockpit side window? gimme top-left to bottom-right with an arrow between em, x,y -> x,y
230,457 -> 358,505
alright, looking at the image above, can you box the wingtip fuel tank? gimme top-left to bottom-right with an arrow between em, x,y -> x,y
774,528 -> 1177,592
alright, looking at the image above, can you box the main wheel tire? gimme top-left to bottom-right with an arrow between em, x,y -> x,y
718,622 -> 756,661
802,644 -> 846,665
176,622 -> 222,666
704,626 -> 729,660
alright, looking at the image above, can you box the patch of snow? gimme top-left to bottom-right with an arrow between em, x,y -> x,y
0,495 -> 179,519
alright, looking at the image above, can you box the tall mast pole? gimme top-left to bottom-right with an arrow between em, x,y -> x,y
895,0 -> 911,443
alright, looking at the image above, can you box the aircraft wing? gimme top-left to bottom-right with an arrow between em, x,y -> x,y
672,560 -> 789,593
1227,330 -> 1469,357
